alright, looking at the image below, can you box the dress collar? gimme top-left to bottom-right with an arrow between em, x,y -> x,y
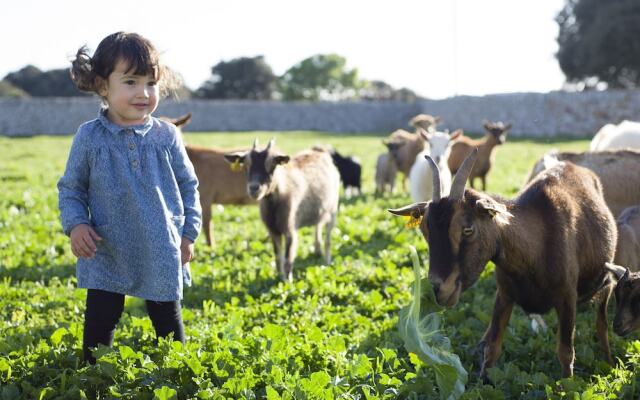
98,108 -> 154,136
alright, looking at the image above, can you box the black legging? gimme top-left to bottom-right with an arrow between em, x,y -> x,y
82,289 -> 185,364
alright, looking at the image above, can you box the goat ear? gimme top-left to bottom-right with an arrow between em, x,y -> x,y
483,121 -> 492,131
504,123 -> 512,131
434,116 -> 441,123
449,129 -> 463,141
273,154 -> 290,165
605,262 -> 629,281
173,113 -> 192,127
475,198 -> 512,225
223,152 -> 247,165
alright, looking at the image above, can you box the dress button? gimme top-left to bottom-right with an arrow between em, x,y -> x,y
129,143 -> 135,150
132,159 -> 138,166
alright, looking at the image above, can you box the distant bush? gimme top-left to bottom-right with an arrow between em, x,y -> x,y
4,65 -> 89,97
0,80 -> 29,97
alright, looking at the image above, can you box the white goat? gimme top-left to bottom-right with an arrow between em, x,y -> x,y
590,120 -> 640,151
408,129 -> 460,202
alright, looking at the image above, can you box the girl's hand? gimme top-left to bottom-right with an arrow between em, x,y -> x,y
69,224 -> 102,258
181,237 -> 194,265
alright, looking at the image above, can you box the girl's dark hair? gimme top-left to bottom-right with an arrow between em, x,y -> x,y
70,32 -> 180,98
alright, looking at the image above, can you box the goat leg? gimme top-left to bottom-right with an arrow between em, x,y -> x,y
202,202 -> 213,247
479,289 -> 514,382
555,295 -> 577,377
283,231 -> 298,282
324,214 -> 336,265
270,233 -> 284,279
314,224 -> 323,256
595,284 -> 614,365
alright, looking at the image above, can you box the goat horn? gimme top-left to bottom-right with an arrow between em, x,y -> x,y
424,155 -> 441,201
266,138 -> 275,151
605,262 -> 629,280
252,138 -> 258,151
449,148 -> 478,200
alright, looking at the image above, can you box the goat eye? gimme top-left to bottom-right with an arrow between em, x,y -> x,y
463,226 -> 474,236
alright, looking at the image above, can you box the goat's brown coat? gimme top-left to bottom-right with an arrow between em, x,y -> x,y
185,145 -> 254,247
527,149 -> 640,217
448,122 -> 510,191
390,159 -> 617,379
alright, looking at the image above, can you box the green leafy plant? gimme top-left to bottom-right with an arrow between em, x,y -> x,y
398,246 -> 467,400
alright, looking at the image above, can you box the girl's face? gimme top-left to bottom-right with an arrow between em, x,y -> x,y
99,59 -> 159,126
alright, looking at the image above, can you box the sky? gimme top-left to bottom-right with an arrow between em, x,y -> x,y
1,0 -> 567,100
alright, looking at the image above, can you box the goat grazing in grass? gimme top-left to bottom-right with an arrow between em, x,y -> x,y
448,121 -> 511,191
605,262 -> 640,336
527,149 -> 640,217
409,128 -> 461,202
375,152 -> 397,194
224,139 -> 340,282
590,120 -> 640,151
389,149 -> 617,379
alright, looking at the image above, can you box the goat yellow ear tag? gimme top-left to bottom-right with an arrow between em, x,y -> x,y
405,214 -> 422,229
229,159 -> 243,172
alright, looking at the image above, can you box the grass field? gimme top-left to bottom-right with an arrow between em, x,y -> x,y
1,131 -> 639,399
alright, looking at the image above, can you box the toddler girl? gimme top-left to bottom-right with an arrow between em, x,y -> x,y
58,31 -> 201,363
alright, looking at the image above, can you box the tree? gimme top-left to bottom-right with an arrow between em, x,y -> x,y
279,54 -> 364,101
195,56 -> 276,100
556,0 -> 640,89
360,80 -> 420,102
0,80 -> 29,97
4,65 -> 89,97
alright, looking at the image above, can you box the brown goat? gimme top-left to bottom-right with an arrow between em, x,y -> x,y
158,113 -> 255,247
384,129 -> 425,186
527,149 -> 640,217
224,139 -> 340,281
409,114 -> 441,131
389,150 -> 617,379
606,264 -> 640,336
185,145 -> 255,247
614,206 -> 640,271
448,121 -> 511,191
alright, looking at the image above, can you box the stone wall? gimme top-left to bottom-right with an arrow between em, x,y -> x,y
1,89 -> 639,137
